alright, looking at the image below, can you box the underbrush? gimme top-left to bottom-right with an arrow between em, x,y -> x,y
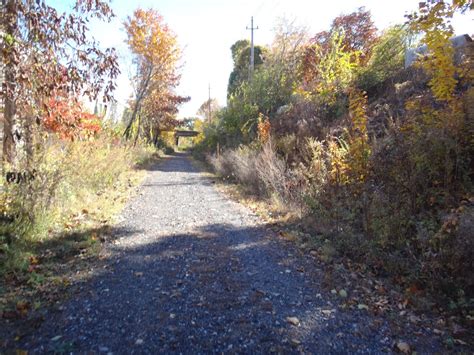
207,142 -> 306,214
0,131 -> 156,280
205,107 -> 473,307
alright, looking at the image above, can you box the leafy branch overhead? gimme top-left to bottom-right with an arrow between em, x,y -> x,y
1,0 -> 120,164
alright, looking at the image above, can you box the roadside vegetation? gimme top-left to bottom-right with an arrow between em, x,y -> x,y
0,129 -> 155,316
194,1 -> 473,315
0,1 -> 184,315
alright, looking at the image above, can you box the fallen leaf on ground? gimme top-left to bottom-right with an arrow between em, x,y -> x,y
279,231 -> 297,241
16,301 -> 29,316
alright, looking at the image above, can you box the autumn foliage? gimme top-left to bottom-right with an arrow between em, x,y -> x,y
43,97 -> 101,139
257,114 -> 271,144
1,0 -> 119,166
123,8 -> 188,143
197,2 -> 473,301
0,1 -> 154,295
408,0 -> 471,103
301,7 -> 377,85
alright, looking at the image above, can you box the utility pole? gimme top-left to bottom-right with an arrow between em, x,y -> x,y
208,83 -> 211,122
246,16 -> 258,80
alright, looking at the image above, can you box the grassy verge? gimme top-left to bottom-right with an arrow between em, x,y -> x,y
0,133 -> 158,321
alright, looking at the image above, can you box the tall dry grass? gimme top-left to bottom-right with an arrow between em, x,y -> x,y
0,130 -> 156,274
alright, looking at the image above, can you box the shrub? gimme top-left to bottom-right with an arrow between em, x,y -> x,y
207,141 -> 307,211
255,141 -> 289,199
0,129 -> 155,274
228,146 -> 260,193
196,2 -> 474,303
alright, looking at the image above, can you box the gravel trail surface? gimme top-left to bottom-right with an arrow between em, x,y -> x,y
16,153 -> 441,354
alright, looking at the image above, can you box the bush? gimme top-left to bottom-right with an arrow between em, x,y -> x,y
206,150 -> 234,180
255,141 -> 291,201
155,133 -> 175,154
228,146 -> 261,193
207,141 -> 307,211
0,129 -> 155,274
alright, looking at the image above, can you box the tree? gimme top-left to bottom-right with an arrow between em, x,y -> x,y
267,19 -> 307,87
123,8 -> 188,141
197,98 -> 220,122
43,96 -> 101,140
302,7 -> 377,85
219,20 -> 309,145
178,117 -> 199,130
332,7 -> 378,58
231,40 -> 250,63
140,89 -> 189,145
1,0 -> 119,168
192,118 -> 205,144
243,19 -> 307,115
227,40 -> 264,97
308,29 -> 358,103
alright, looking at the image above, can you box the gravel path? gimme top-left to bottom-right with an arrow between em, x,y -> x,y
16,153 -> 441,354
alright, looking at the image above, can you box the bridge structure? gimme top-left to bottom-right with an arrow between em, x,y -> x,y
174,130 -> 199,146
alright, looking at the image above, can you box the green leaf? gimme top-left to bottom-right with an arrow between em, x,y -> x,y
4,34 -> 15,46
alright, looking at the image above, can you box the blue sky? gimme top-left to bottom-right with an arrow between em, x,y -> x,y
50,0 -> 473,119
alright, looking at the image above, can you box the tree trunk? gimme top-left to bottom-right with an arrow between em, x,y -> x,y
23,110 -> 34,169
2,0 -> 18,167
124,64 -> 153,140
152,126 -> 160,146
124,101 -> 140,139
133,113 -> 141,146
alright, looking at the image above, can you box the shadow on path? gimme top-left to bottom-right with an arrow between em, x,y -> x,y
4,153 -> 442,354
14,222 -> 440,354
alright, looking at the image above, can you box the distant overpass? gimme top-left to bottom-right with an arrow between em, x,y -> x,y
174,130 -> 199,146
